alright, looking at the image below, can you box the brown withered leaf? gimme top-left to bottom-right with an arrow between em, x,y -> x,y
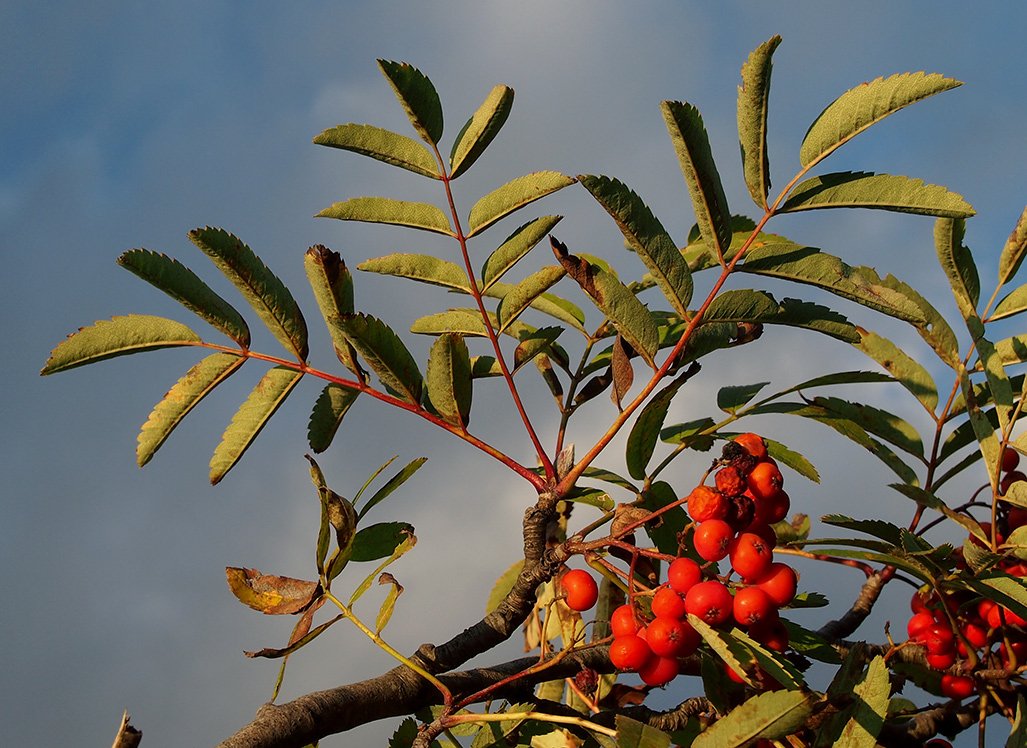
225,567 -> 320,615
610,334 -> 634,410
597,682 -> 651,709
611,504 -> 653,538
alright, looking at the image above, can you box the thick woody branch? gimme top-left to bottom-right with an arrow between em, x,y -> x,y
817,569 -> 891,641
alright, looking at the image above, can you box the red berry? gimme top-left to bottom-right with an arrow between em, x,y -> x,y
561,569 -> 599,612
733,586 -> 775,627
753,488 -> 790,525
749,618 -> 789,651
747,460 -> 783,501
693,519 -> 734,562
684,580 -> 733,626
907,611 -> 936,641
638,654 -> 680,686
667,557 -> 702,595
610,604 -> 639,638
609,635 -> 652,671
733,432 -> 768,461
715,465 -> 747,496
729,532 -> 774,582
940,673 -> 975,699
647,615 -> 699,657
922,623 -> 955,655
961,622 -> 988,650
687,485 -> 729,522
754,562 -> 798,607
1001,470 -> 1027,495
926,651 -> 956,670
651,587 -> 687,620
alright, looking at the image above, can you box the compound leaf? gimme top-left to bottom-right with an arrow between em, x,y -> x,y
42,315 -> 203,375
578,174 -> 693,317
312,123 -> 440,179
308,383 -> 360,454
661,100 -> 732,261
210,365 -> 303,484
335,313 -> 423,405
467,171 -> 574,237
450,84 -> 514,179
377,60 -> 443,145
737,35 -> 782,208
317,197 -> 453,236
426,333 -> 472,427
781,172 -> 974,218
800,72 -> 961,168
117,249 -> 250,346
188,227 -> 308,360
137,352 -> 245,466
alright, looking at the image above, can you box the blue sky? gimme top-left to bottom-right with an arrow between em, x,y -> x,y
5,2 -> 1027,745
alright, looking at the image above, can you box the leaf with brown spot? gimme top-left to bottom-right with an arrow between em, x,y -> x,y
225,567 -> 320,615
610,335 -> 634,410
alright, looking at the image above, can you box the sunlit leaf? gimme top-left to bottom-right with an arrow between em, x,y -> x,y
737,35 -> 782,207
188,227 -> 308,360
467,171 -> 574,237
693,690 -> 812,748
811,395 -> 924,458
317,197 -> 453,236
481,215 -> 562,291
304,245 -> 362,376
614,716 -> 671,748
313,123 -> 440,178
334,314 -> 423,405
137,352 -> 244,466
705,288 -> 858,342
308,383 -> 360,454
661,100 -> 732,260
350,523 -> 416,562
763,437 -> 820,483
934,217 -> 979,319
998,206 -> 1027,287
497,266 -> 565,332
799,72 -> 961,167
836,656 -> 890,748
853,328 -> 938,412
358,457 -> 428,520
450,84 -> 514,179
718,382 -> 769,414
117,249 -> 250,346
740,242 -> 926,323
225,567 -> 319,615
375,572 -> 404,633
378,60 -> 443,145
552,237 -> 659,366
210,366 -> 303,484
879,274 -> 961,369
486,282 -> 586,333
991,284 -> 1027,321
578,174 -> 693,317
42,315 -> 203,375
426,333 -> 472,427
781,172 -> 973,218
358,252 -> 469,291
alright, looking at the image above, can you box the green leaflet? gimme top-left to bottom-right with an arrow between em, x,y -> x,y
137,352 -> 245,466
965,572 -> 1027,623
188,227 -> 309,360
729,628 -> 806,690
303,245 -> 361,376
358,457 -> 427,520
374,573 -> 402,633
718,382 -> 769,414
334,313 -> 423,405
350,522 -> 416,562
692,691 -> 812,748
486,560 -> 523,614
466,171 -> 574,237
426,333 -> 472,427
764,437 -> 820,483
853,328 -> 938,413
799,72 -> 961,168
810,395 -> 924,458
935,218 -> 980,320
822,515 -> 904,545
998,206 -> 1027,287
486,283 -> 586,333
209,365 -> 303,484
737,35 -> 782,208
578,174 -> 693,318
312,123 -> 440,179
625,372 -> 690,480
835,656 -> 890,748
661,100 -> 732,261
1007,697 -> 1027,748
781,172 -> 974,218
551,237 -> 659,367
358,253 -> 470,292
412,308 -> 493,337
973,326 -> 1014,435
497,265 -> 565,332
117,249 -> 250,346
612,716 -> 671,748
307,383 -> 360,454
688,614 -> 756,687
481,215 -> 562,291
450,84 -> 514,179
513,327 -> 563,373
317,197 -> 453,236
740,242 -> 926,323
704,288 -> 859,343
41,314 -> 203,375
991,284 -> 1027,321
889,484 -> 984,539
879,274 -> 960,369
377,60 -> 443,145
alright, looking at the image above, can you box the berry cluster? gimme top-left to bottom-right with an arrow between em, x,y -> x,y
904,449 -> 1027,701
604,434 -> 799,686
